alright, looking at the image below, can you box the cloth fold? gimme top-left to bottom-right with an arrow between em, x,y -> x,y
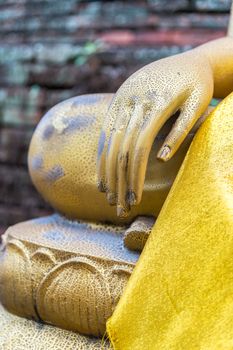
107,93 -> 233,350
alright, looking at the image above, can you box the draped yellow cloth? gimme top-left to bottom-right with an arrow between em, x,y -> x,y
107,92 -> 233,350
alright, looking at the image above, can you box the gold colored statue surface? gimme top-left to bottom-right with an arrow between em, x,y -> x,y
28,93 -> 208,224
0,214 -> 138,337
0,18 -> 232,349
97,37 -> 233,216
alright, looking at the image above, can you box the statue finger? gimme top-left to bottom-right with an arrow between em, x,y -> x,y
117,103 -> 144,216
97,99 -> 121,193
157,98 -> 207,162
129,97 -> 183,206
105,104 -> 132,205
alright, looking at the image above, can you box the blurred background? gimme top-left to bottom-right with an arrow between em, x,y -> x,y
0,0 -> 231,234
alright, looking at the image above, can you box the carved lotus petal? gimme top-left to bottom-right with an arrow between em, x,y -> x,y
0,239 -> 36,319
36,257 -> 112,337
30,247 -> 56,300
109,265 -> 134,310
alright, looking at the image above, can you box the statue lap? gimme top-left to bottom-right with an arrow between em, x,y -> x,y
28,93 -> 194,224
0,93 -> 215,345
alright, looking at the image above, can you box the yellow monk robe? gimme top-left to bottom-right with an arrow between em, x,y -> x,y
107,92 -> 233,350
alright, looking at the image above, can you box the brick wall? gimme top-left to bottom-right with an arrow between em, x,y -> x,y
0,0 -> 231,234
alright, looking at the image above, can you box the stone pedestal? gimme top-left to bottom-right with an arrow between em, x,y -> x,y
0,214 -> 140,340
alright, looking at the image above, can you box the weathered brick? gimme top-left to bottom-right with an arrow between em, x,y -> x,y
0,87 -> 76,127
0,86 -> 43,126
0,204 -> 51,229
148,0 -> 190,12
0,128 -> 33,165
0,164 -> 52,211
99,28 -> 225,47
195,0 -> 231,11
0,162 -> 52,228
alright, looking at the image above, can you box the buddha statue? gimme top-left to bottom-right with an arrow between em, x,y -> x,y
0,29 -> 232,348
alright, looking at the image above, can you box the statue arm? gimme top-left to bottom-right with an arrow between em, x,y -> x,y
196,37 -> 233,98
97,37 -> 233,217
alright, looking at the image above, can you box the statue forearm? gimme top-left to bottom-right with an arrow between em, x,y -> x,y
195,37 -> 233,98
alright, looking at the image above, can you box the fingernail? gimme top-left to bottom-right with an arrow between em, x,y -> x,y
127,191 -> 137,205
157,145 -> 171,161
107,192 -> 117,205
98,181 -> 106,192
117,205 -> 129,218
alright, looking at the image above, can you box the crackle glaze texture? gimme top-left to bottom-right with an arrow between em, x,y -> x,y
0,214 -> 140,337
124,216 -> 155,251
0,304 -> 108,349
107,93 -> 233,350
28,93 -> 214,224
97,37 -> 233,217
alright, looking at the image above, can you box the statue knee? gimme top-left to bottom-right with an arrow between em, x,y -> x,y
28,94 -> 114,221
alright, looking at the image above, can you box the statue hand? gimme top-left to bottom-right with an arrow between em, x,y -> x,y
97,50 -> 214,216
